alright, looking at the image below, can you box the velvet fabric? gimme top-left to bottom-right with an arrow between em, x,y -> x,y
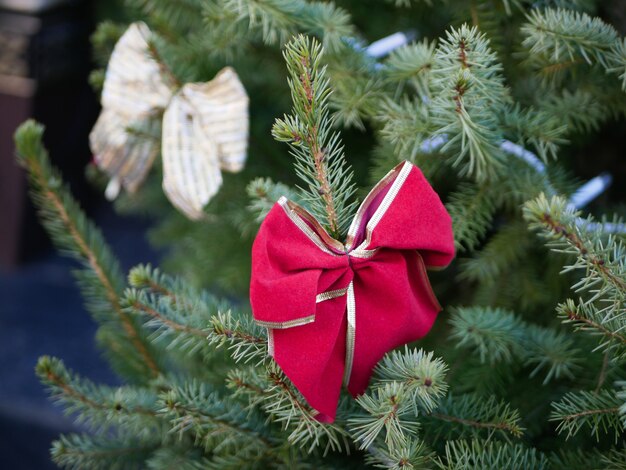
250,162 -> 455,421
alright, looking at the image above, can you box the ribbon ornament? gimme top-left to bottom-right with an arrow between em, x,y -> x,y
250,162 -> 455,422
90,22 -> 249,219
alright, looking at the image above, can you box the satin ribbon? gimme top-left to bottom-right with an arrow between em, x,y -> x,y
89,22 -> 249,219
250,161 -> 456,421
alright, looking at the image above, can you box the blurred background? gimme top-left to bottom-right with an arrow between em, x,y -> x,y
0,1 -> 159,468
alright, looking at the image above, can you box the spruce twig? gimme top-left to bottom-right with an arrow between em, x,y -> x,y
15,120 -> 160,381
273,35 -> 357,238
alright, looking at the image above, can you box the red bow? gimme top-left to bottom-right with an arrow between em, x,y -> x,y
250,162 -> 455,422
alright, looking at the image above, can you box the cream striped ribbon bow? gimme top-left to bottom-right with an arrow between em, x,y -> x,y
89,22 -> 249,220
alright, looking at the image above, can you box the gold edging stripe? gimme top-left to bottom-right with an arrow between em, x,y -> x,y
316,287 -> 348,303
267,328 -> 275,357
345,161 -> 409,251
349,248 -> 378,259
277,197 -> 342,257
343,282 -> 356,386
354,162 -> 412,252
255,314 -> 315,329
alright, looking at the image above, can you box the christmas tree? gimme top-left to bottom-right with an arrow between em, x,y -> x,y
14,0 -> 626,468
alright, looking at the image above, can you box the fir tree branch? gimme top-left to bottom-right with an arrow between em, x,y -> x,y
124,288 -> 267,364
550,390 -> 622,442
52,433 -> 159,469
14,120 -> 160,380
424,394 -> 524,440
272,34 -> 357,238
429,412 -> 521,436
160,381 -> 274,453
37,356 -> 162,437
522,8 -> 620,68
350,382 -> 418,453
430,24 -> 508,181
560,300 -> 626,345
525,195 -> 626,353
435,440 -> 548,469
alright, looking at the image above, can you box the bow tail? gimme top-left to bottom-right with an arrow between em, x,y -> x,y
269,293 -> 349,422
346,251 -> 443,397
162,92 -> 223,220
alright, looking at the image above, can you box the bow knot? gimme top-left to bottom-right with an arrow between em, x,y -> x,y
90,22 -> 249,219
250,162 -> 455,421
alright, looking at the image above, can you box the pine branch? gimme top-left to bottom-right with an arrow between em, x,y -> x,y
376,97 -> 436,162
522,325 -> 581,384
430,24 -> 508,182
160,381 -> 274,455
450,307 -> 581,383
14,120 -> 160,382
524,195 -> 626,353
365,437 -> 435,470
204,0 -> 354,53
459,221 -> 532,284
262,363 -> 349,453
272,34 -> 357,238
247,178 -> 303,223
37,356 -> 161,437
435,440 -> 548,469
52,433 -> 158,470
500,104 -> 567,162
373,348 -> 449,413
449,307 -> 525,364
383,40 -> 435,98
446,182 -> 498,252
348,349 -> 448,459
550,390 -> 622,442
228,364 -> 349,454
350,382 -> 419,453
557,299 -> 626,357
540,89 -> 609,134
427,395 -> 524,439
124,269 -> 267,364
522,8 -> 620,69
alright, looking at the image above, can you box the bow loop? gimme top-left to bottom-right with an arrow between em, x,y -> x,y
346,162 -> 455,267
251,198 -> 351,329
100,22 -> 172,116
179,68 -> 249,173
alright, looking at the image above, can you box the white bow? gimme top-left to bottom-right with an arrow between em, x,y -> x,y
89,22 -> 249,219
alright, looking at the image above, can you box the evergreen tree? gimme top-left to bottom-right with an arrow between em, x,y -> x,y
13,0 -> 626,467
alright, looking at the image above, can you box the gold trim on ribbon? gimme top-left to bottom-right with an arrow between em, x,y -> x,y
255,315 -> 316,330
267,328 -> 275,357
278,197 -> 343,257
316,287 -> 349,303
348,248 -> 379,259
354,161 -> 412,253
343,282 -> 356,386
345,161 -> 411,251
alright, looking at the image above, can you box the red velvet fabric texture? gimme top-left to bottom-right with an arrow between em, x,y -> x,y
250,162 -> 455,421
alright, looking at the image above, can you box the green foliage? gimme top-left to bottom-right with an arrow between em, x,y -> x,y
524,195 -> 626,355
51,433 -> 158,470
430,24 -> 507,181
449,306 -> 580,383
272,35 -> 357,237
435,440 -> 549,469
15,121 -> 160,383
521,8 -> 622,81
550,390 -> 622,441
20,0 -> 626,467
